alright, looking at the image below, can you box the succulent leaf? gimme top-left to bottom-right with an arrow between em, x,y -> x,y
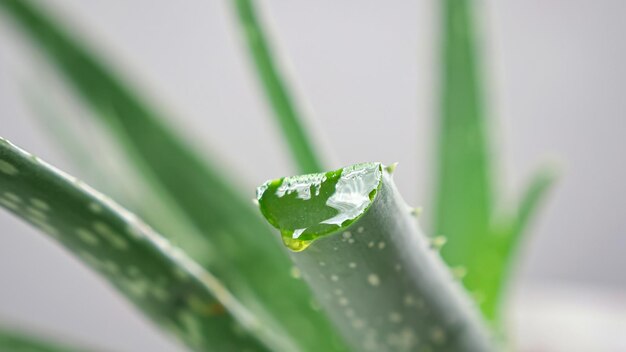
258,163 -> 496,352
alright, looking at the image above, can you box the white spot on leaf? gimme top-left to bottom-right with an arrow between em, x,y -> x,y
430,326 -> 446,344
0,159 -> 18,175
30,198 -> 50,211
290,267 -> 301,279
388,312 -> 402,323
0,198 -> 19,211
26,206 -> 47,220
3,192 -> 21,203
76,228 -> 100,246
89,202 -> 103,213
93,221 -> 129,250
367,274 -> 380,286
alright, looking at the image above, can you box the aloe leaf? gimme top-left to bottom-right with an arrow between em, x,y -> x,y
434,0 -> 555,321
0,1 -> 348,350
0,328 -> 84,352
479,166 -> 557,318
0,137 -> 282,352
508,166 -> 557,244
435,0 -> 500,320
233,0 -> 324,173
435,0 -> 492,275
257,163 -> 496,352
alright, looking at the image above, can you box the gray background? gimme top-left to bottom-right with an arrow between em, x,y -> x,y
0,1 -> 624,351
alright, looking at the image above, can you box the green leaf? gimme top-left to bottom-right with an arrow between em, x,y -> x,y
435,0 -> 495,318
475,166 -> 557,320
508,166 -> 558,243
258,163 -> 496,352
0,327 -> 84,352
0,1 -> 348,350
434,0 -> 556,322
0,138 -> 279,351
20,83 -> 204,251
233,0 -> 324,173
20,83 -> 127,205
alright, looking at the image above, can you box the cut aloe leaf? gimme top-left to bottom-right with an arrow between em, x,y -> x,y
233,0 -> 324,174
0,1 -> 348,350
0,328 -> 84,352
258,163 -> 496,352
0,137 -> 284,352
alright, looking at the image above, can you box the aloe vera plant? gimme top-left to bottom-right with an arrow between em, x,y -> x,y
0,0 -> 555,351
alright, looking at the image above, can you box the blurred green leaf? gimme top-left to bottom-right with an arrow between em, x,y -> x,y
0,138 -> 276,351
435,0 -> 493,315
509,166 -> 558,244
0,1 -> 346,350
0,327 -> 84,352
233,0 -> 324,173
21,83 -> 210,259
435,0 -> 555,321
479,166 -> 557,319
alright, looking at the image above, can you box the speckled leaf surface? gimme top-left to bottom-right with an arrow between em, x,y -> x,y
0,138 -> 277,352
0,1 -> 348,350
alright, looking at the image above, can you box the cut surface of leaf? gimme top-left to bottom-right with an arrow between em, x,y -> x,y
233,0 -> 324,174
258,163 -> 496,352
0,1 -> 348,350
0,137 -> 282,352
258,162 -> 381,251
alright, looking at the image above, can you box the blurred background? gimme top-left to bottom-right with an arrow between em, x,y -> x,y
0,0 -> 624,351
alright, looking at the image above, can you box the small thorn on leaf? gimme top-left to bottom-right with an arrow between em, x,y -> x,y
472,291 -> 486,305
410,207 -> 423,217
251,198 -> 259,206
429,236 -> 447,250
385,162 -> 399,175
290,266 -> 302,279
451,266 -> 468,280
